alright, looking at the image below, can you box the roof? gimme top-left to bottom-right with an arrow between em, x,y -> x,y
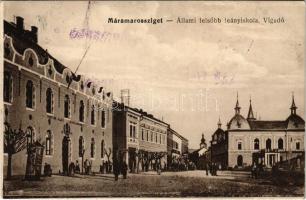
286,114 -> 305,129
168,127 -> 188,142
286,114 -> 305,124
188,147 -> 207,156
213,128 -> 225,135
228,114 -> 250,130
4,20 -> 79,81
112,100 -> 169,126
248,120 -> 287,130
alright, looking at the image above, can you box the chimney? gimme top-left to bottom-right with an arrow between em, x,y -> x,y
120,89 -> 130,106
16,16 -> 24,31
31,26 -> 38,43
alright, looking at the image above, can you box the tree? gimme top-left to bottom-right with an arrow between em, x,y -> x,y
4,122 -> 28,179
105,147 -> 112,172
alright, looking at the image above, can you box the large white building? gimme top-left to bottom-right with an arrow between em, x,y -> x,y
211,94 -> 304,169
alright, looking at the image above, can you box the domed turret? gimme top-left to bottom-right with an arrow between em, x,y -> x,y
228,93 -> 250,130
200,134 -> 207,149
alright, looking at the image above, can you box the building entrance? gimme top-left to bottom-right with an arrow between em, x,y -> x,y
62,136 -> 71,175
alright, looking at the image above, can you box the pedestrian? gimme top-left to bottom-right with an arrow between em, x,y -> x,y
212,163 -> 216,176
68,162 -> 75,176
89,160 -> 92,175
209,163 -> 213,175
205,163 -> 209,176
43,163 -> 52,177
113,159 -> 120,181
251,163 -> 257,178
157,161 -> 161,175
122,161 -> 128,179
75,160 -> 80,174
100,161 -> 105,174
215,163 -> 218,176
84,159 -> 89,175
105,161 -> 109,173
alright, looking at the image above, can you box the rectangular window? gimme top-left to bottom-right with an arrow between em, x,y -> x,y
150,132 -> 153,142
159,134 -> 161,144
238,142 -> 242,150
155,133 -> 157,143
130,124 -> 133,138
133,126 -> 136,138
142,129 -> 144,140
296,142 -> 300,150
146,130 -> 149,141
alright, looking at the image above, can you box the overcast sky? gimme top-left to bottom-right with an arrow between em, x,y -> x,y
4,1 -> 304,149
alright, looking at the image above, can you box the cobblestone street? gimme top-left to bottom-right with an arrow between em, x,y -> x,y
3,170 -> 304,197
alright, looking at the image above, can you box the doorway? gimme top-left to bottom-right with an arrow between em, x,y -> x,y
237,155 -> 243,167
62,136 -> 71,175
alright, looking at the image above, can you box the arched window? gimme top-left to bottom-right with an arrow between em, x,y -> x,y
101,110 -> 106,128
26,126 -> 35,150
4,71 -> 13,103
46,130 -> 53,155
79,100 -> 85,122
101,140 -> 105,158
278,138 -> 283,150
266,139 -> 272,150
91,105 -> 95,125
26,80 -> 35,108
64,95 -> 70,118
254,138 -> 260,150
79,136 -> 84,157
91,138 -> 95,158
46,88 -> 53,114
237,155 -> 243,167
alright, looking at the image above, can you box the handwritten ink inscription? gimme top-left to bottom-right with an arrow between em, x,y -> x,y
69,28 -> 122,42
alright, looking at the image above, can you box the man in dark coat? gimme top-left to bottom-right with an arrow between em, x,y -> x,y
121,161 -> 128,179
205,163 -> 209,176
113,159 -> 120,181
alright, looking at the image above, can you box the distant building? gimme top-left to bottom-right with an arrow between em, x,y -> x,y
113,103 -> 168,172
210,118 -> 228,169
167,127 -> 189,168
189,134 -> 208,170
210,94 -> 305,169
3,17 -> 113,176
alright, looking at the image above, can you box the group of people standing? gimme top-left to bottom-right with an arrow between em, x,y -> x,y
251,162 -> 264,179
205,162 -> 219,176
99,160 -> 113,174
113,160 -> 128,181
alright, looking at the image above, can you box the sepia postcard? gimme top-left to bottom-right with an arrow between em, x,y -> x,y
1,1 -> 305,198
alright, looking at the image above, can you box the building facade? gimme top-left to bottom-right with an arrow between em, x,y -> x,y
166,127 -> 189,170
3,17 -> 113,176
188,134 -> 208,170
210,94 -> 305,169
113,103 -> 168,172
210,119 -> 228,169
